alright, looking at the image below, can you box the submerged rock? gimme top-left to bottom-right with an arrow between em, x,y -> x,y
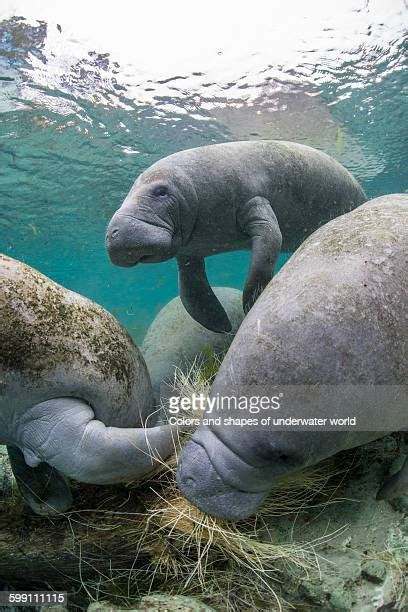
361,559 -> 387,584
0,445 -> 14,498
275,436 -> 407,610
88,594 -> 215,612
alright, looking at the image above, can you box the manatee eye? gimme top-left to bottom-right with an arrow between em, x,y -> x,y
153,185 -> 169,197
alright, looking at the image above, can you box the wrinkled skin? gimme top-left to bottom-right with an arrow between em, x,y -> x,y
106,140 -> 365,333
0,254 -> 174,515
176,195 -> 408,520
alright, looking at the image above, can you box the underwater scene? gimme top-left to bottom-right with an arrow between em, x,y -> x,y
0,0 -> 407,610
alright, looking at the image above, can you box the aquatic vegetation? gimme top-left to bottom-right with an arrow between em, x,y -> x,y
57,451 -> 354,611
170,348 -> 226,400
133,457 -> 351,611
1,422 -> 405,610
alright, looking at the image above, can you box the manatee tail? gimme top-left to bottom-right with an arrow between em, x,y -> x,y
16,398 -> 176,486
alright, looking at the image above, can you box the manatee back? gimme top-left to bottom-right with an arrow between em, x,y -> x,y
205,197 -> 407,468
0,254 -> 153,430
214,196 -> 408,389
144,140 -> 366,252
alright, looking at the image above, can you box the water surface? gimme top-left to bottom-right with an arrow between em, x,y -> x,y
0,0 -> 406,340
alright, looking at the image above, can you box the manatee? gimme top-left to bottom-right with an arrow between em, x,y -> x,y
0,254 -> 174,515
176,194 -> 408,520
106,140 -> 366,333
142,287 -> 244,398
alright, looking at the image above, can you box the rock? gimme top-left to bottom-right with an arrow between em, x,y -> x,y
381,455 -> 408,514
87,594 -> 215,612
278,436 -> 408,610
0,445 -> 15,498
142,288 -> 244,397
324,550 -> 362,583
137,594 -> 216,611
299,575 -> 354,610
389,495 -> 408,515
88,600 -> 129,611
362,559 -> 387,584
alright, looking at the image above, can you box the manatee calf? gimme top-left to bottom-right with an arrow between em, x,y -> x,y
176,194 -> 408,520
142,287 -> 244,398
106,140 -> 366,333
0,254 -> 174,515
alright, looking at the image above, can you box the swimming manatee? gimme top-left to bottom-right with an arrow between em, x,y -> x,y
106,140 -> 366,333
142,287 -> 244,399
0,254 -> 174,515
176,194 -> 408,520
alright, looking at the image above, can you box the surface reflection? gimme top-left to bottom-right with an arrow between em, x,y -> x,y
0,0 -> 406,339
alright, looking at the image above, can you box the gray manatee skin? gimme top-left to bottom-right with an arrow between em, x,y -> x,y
142,287 -> 244,398
0,254 -> 174,515
176,194 -> 408,520
106,140 -> 366,333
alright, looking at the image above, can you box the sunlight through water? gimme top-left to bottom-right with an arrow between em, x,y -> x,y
0,0 -> 406,340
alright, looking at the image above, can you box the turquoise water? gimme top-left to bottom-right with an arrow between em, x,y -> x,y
0,1 -> 406,342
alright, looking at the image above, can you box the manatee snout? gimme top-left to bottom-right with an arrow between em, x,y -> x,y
177,441 -> 269,521
106,212 -> 176,267
177,430 -> 317,520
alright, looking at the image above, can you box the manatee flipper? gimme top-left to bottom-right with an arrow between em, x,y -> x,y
377,455 -> 408,501
177,255 -> 232,333
237,196 -> 282,313
17,398 -> 175,486
7,445 -> 73,516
